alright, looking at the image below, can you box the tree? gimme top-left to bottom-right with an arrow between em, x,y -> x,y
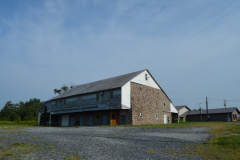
23,98 -> 44,121
0,101 -> 18,121
0,98 -> 44,121
53,83 -> 76,95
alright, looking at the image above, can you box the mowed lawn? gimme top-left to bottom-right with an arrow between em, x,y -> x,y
0,121 -> 239,160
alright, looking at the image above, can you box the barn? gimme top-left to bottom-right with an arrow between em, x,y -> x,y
37,69 -> 178,126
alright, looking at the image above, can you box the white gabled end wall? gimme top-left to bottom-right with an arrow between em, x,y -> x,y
121,70 -> 160,109
170,103 -> 178,113
179,107 -> 190,116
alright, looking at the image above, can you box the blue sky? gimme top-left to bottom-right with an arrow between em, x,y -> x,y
0,0 -> 240,110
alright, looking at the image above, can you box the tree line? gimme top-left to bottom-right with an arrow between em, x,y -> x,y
0,98 -> 44,121
0,83 -> 75,121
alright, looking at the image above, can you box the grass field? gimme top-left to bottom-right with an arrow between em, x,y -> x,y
0,121 -> 239,159
0,120 -> 37,126
128,122 -> 240,159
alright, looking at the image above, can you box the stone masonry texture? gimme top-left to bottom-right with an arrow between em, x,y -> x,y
130,82 -> 171,125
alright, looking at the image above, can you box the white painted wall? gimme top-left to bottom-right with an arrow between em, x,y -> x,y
37,113 -> 42,126
170,103 -> 178,113
121,82 -> 131,109
62,115 -> 69,126
121,70 -> 161,109
131,70 -> 160,89
179,107 -> 190,116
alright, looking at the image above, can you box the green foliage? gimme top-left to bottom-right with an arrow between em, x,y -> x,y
0,120 -> 37,125
179,119 -> 184,123
17,116 -> 21,123
53,83 -> 76,95
54,88 -> 62,95
0,98 -> 43,122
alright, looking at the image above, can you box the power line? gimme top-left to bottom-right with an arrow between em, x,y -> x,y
195,103 -> 202,108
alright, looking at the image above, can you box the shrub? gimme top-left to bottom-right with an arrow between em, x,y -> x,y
17,116 -> 22,123
0,120 -> 37,125
179,119 -> 184,123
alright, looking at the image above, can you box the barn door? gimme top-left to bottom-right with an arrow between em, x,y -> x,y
103,115 -> 107,125
111,110 -> 118,125
120,115 -> 126,125
164,114 -> 167,124
80,116 -> 83,126
71,116 -> 74,126
89,115 -> 93,126
62,115 -> 69,126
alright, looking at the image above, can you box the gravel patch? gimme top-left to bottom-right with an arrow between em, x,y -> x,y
0,126 -> 211,160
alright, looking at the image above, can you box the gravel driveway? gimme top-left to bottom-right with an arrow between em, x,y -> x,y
0,126 -> 211,160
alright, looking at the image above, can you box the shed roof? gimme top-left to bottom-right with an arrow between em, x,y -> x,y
187,107 -> 239,115
52,70 -> 144,100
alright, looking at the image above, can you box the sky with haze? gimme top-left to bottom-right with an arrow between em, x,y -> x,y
0,0 -> 240,110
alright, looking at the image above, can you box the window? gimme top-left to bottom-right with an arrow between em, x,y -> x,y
113,90 -> 121,95
51,100 -> 57,106
163,103 -> 166,108
66,97 -> 77,102
96,93 -> 99,101
140,113 -> 143,118
145,74 -> 148,80
156,114 -> 158,119
110,91 -> 113,98
64,99 -> 66,105
83,94 -> 96,99
51,101 -> 55,105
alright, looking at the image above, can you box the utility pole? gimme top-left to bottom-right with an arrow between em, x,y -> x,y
224,100 -> 226,108
200,107 -> 202,122
206,97 -> 209,122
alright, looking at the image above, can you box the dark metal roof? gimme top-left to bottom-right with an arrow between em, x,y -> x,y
175,105 -> 191,111
187,107 -> 240,115
52,70 -> 144,100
